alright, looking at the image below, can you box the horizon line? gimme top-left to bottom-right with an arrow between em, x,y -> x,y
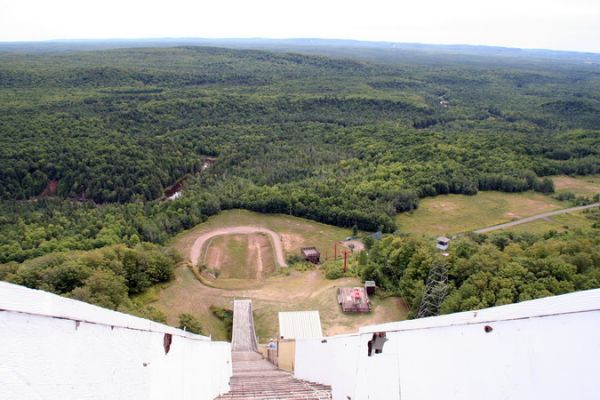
1,36 -> 599,57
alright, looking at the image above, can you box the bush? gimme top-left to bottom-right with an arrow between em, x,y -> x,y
363,236 -> 375,250
210,306 -> 233,340
178,313 -> 204,334
534,177 -> 555,193
126,304 -> 167,323
324,261 -> 344,279
553,191 -> 576,201
292,262 -> 315,272
286,254 -> 303,265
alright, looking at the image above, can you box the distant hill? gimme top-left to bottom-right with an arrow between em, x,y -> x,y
1,37 -> 599,64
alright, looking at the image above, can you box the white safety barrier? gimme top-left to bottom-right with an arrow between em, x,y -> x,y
295,289 -> 600,400
0,282 -> 232,400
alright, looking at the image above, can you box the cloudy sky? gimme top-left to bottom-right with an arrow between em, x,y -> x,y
1,0 -> 599,53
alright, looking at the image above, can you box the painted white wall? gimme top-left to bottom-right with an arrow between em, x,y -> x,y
0,282 -> 231,400
295,289 -> 600,400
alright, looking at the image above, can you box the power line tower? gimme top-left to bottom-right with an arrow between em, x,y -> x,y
416,263 -> 449,318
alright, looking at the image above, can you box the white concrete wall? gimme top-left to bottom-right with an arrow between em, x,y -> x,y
295,289 -> 600,400
0,282 -> 231,400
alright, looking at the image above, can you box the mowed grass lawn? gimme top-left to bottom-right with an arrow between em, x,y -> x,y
396,191 -> 564,236
501,210 -> 597,235
203,233 -> 275,279
172,209 -> 351,261
552,175 -> 600,197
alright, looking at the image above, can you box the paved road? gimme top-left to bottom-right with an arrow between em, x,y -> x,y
474,202 -> 600,233
190,226 -> 287,267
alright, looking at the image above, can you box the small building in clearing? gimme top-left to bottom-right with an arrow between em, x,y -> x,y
436,236 -> 450,251
301,247 -> 321,264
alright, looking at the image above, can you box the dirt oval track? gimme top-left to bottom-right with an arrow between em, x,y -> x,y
189,226 -> 288,267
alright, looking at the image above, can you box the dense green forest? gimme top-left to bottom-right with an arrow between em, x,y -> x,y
1,45 -> 599,264
0,243 -> 177,320
1,44 -> 599,317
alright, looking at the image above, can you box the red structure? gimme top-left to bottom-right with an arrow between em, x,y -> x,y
338,287 -> 371,313
343,251 -> 348,273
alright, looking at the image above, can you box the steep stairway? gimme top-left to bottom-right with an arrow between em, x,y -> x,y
232,299 -> 258,352
217,300 -> 331,400
216,351 -> 331,400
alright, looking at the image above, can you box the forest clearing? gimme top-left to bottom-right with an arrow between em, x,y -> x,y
395,174 -> 600,237
152,264 -> 407,341
553,175 -> 600,196
202,233 -> 275,279
395,191 -> 564,236
174,210 -> 351,264
151,210 -> 406,340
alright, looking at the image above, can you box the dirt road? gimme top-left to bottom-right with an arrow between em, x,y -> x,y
190,226 -> 288,267
474,202 -> 600,233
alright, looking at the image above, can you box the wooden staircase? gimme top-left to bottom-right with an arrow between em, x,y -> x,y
216,351 -> 331,400
217,300 -> 331,400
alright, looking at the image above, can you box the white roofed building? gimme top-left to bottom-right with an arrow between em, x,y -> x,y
278,311 -> 323,340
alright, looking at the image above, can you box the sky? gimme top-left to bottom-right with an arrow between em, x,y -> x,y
1,0 -> 599,53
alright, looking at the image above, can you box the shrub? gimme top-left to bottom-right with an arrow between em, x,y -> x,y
210,306 -> 233,340
292,262 -> 315,272
286,254 -> 303,265
324,261 -> 344,279
178,313 -> 203,334
553,191 -> 576,201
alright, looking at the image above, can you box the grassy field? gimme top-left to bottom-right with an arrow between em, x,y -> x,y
173,209 -> 351,261
203,233 -> 275,279
552,175 -> 600,196
500,210 -> 596,235
154,264 -> 408,341
396,191 -> 564,236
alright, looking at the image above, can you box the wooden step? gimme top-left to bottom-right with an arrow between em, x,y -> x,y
215,351 -> 332,400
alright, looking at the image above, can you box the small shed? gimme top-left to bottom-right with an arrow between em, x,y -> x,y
338,287 -> 371,313
436,236 -> 450,251
301,247 -> 321,264
364,281 -> 376,296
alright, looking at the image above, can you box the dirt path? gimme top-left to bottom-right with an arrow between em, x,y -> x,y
190,226 -> 288,267
254,240 -> 264,279
474,202 -> 600,233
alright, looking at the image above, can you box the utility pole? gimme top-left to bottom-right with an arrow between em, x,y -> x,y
343,251 -> 348,273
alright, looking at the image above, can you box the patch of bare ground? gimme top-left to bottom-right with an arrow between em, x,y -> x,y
154,265 -> 408,341
39,179 -> 58,197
